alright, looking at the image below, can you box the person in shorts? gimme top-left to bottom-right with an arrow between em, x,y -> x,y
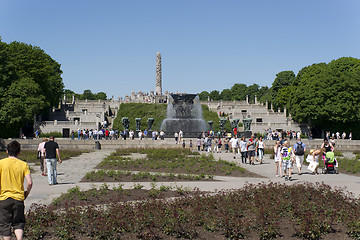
281,141 -> 293,181
293,138 -> 306,175
247,135 -> 256,164
0,141 -> 33,240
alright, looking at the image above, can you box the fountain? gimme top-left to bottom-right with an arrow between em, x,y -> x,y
161,94 -> 207,137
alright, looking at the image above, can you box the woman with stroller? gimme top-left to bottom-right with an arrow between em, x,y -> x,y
321,138 -> 334,154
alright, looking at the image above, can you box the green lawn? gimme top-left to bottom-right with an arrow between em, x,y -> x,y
0,150 -> 88,163
96,148 -> 249,177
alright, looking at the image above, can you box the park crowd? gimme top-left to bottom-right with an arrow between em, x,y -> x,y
178,129 -> 339,182
62,128 -> 166,141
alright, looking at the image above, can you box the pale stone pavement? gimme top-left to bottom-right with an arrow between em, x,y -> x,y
25,149 -> 360,211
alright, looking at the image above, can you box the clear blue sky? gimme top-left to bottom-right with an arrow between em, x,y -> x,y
1,0 -> 359,98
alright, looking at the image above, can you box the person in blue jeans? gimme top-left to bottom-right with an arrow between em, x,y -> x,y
43,136 -> 62,185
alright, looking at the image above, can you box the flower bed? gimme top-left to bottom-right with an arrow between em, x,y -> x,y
25,182 -> 360,239
82,170 -> 215,182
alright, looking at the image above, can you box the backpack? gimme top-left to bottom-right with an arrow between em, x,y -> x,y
295,142 -> 304,156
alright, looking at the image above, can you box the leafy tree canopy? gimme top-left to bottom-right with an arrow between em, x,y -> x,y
64,89 -> 108,101
270,71 -> 295,109
0,39 -> 64,138
198,91 -> 209,101
209,90 -> 220,101
220,89 -> 232,101
290,57 -> 360,133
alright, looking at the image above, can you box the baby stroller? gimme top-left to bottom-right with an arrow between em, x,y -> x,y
322,152 -> 338,174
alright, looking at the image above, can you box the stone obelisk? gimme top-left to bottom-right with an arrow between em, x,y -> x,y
155,52 -> 162,95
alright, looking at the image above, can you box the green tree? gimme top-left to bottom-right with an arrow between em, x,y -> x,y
81,89 -> 95,100
230,83 -> 247,101
246,83 -> 260,103
275,86 -> 294,111
220,89 -> 232,101
95,92 -> 107,100
0,39 -> 64,138
271,71 -> 295,109
258,86 -> 271,104
290,57 -> 360,136
198,91 -> 209,101
209,90 -> 220,101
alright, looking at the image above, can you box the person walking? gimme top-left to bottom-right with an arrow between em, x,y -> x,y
224,137 -> 230,153
217,137 -> 222,153
179,130 -> 183,143
207,137 -> 212,153
230,135 -> 239,159
257,136 -> 265,164
174,132 -> 179,144
247,135 -> 256,165
0,141 -> 33,240
293,138 -> 306,175
239,137 -> 248,164
37,138 -> 48,176
281,141 -> 293,181
43,136 -> 62,185
274,141 -> 282,177
197,137 -> 201,151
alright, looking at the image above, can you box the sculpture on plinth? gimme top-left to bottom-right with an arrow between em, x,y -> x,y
219,118 -> 227,131
135,118 -> 142,131
121,117 -> 130,131
208,121 -> 213,131
242,118 -> 252,131
231,119 -> 240,130
147,118 -> 154,130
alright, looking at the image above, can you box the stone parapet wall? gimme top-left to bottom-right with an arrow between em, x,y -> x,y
3,138 -> 359,152
3,138 -> 184,151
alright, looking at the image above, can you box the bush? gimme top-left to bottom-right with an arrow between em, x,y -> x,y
38,132 -> 63,138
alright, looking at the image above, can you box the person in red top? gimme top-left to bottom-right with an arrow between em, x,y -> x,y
105,129 -> 109,140
233,127 -> 238,136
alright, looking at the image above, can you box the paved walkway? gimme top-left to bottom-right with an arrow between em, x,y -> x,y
25,150 -> 360,211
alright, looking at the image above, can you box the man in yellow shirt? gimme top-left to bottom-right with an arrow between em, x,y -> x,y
0,141 -> 33,240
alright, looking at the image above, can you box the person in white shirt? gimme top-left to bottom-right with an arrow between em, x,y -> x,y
256,136 -> 265,164
239,137 -> 248,164
179,130 -> 183,143
138,130 -> 143,140
93,129 -> 98,140
229,135 -> 239,159
109,130 -> 115,140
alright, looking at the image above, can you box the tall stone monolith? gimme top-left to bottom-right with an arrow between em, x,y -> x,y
155,52 -> 162,95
